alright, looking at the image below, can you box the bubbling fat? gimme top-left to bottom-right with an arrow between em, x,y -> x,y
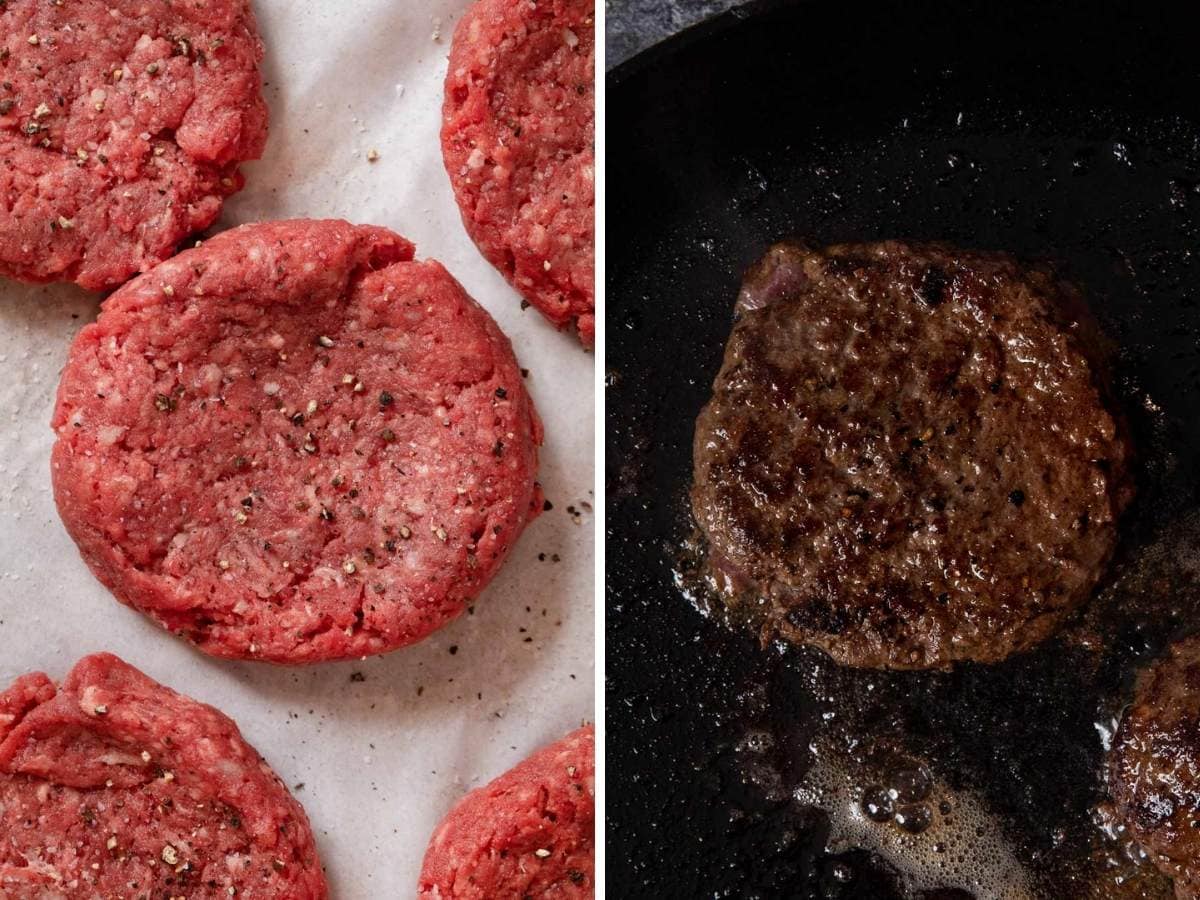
784,734 -> 1035,899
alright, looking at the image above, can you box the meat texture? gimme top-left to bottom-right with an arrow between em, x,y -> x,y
443,0 -> 595,345
0,0 -> 267,289
52,219 -> 543,663
1110,635 -> 1200,900
418,724 -> 595,898
0,653 -> 326,899
692,241 -> 1134,669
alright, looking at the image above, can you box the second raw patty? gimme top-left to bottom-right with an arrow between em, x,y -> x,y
51,219 -> 543,664
442,0 -> 596,346
692,241 -> 1134,669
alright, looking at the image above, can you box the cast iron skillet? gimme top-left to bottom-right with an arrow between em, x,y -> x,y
606,1 -> 1200,897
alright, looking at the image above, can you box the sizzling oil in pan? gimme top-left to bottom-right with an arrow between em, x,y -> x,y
606,1 -> 1200,897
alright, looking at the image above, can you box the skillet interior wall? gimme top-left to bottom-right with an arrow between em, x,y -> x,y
606,0 -> 1200,896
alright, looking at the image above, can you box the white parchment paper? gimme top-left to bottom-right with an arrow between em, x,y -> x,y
0,1 -> 595,896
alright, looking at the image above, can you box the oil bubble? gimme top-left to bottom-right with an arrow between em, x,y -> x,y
895,803 -> 934,835
862,785 -> 894,822
890,765 -> 933,804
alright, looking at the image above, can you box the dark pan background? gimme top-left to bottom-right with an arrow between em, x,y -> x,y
606,1 -> 1200,897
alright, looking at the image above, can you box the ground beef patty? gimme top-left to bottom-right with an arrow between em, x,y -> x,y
442,0 -> 595,346
0,0 -> 267,290
0,653 -> 326,899
52,219 -> 542,664
418,724 -> 594,898
1109,635 -> 1200,899
692,241 -> 1133,670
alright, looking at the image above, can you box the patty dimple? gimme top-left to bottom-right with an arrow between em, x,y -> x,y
692,241 -> 1134,670
51,219 -> 543,664
0,653 -> 326,899
0,0 -> 267,290
418,725 -> 595,898
1109,635 -> 1200,899
442,0 -> 595,346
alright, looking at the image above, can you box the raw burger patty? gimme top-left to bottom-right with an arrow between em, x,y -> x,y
443,0 -> 595,346
1109,635 -> 1200,900
0,653 -> 326,899
419,724 -> 595,898
52,219 -> 543,664
692,241 -> 1134,669
0,0 -> 267,290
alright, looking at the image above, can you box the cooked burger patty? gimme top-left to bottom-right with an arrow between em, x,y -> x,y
1109,635 -> 1200,899
692,241 -> 1133,669
52,219 -> 542,664
0,653 -> 326,898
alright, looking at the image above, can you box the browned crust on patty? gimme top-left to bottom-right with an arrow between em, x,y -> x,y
693,240 -> 1134,669
1110,636 -> 1200,900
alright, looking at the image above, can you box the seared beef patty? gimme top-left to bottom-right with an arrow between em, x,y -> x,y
692,241 -> 1133,669
1109,635 -> 1200,899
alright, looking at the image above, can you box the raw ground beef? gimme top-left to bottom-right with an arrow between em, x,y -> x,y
52,219 -> 543,664
418,724 -> 595,898
0,0 -> 267,290
443,0 -> 595,346
0,653 -> 326,899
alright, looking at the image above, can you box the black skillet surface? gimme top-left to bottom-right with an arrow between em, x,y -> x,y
606,1 -> 1200,897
